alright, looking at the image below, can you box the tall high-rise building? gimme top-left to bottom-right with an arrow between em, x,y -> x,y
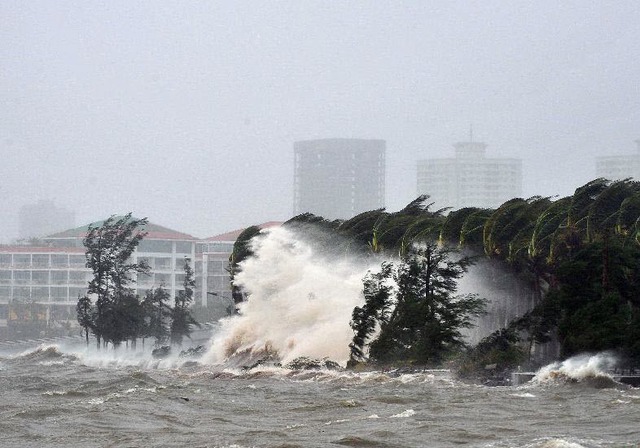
417,141 -> 522,210
595,140 -> 640,181
293,138 -> 385,219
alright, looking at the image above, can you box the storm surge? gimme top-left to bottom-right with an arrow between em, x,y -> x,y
202,227 -> 373,366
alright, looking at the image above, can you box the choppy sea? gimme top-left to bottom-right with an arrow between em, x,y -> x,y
0,339 -> 638,448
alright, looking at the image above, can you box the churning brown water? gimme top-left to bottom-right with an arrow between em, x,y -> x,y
0,341 -> 638,448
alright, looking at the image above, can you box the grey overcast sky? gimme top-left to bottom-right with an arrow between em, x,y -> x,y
1,1 -> 639,241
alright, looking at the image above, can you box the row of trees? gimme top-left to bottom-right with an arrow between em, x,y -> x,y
231,178 -> 640,367
76,214 -> 198,349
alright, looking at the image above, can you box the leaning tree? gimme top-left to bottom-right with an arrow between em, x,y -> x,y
80,213 -> 149,348
170,257 -> 200,346
351,243 -> 486,365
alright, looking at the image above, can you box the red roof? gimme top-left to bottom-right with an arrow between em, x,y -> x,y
44,217 -> 197,241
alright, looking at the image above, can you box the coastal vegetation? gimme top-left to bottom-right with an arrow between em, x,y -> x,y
72,177 -> 640,371
231,178 -> 640,371
349,244 -> 486,366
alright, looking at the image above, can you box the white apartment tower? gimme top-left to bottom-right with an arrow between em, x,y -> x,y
293,139 -> 385,220
417,141 -> 522,210
595,140 -> 640,181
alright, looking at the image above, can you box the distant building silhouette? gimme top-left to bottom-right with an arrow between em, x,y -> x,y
596,140 -> 640,181
417,141 -> 522,210
18,200 -> 75,240
293,138 -> 385,219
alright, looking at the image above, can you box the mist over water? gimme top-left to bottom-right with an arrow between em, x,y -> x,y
457,258 -> 538,346
204,227 -> 375,365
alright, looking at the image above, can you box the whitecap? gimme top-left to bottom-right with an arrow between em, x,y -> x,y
510,392 -> 536,398
390,409 -> 415,418
537,438 -> 586,448
285,423 -> 307,429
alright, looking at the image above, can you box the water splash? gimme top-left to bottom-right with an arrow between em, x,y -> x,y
203,227 -> 373,366
533,352 -> 618,385
534,439 -> 588,448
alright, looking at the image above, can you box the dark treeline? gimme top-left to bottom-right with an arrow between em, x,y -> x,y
76,214 -> 199,350
231,178 -> 640,370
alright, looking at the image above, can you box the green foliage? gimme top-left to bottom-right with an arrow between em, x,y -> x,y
351,244 -> 486,366
456,327 -> 525,378
439,207 -> 484,247
229,226 -> 263,305
544,240 -> 640,359
142,286 -> 172,347
459,209 -> 492,250
76,295 -> 94,345
245,180 -> 640,366
349,262 -> 393,364
75,214 -> 200,350
81,213 -> 149,347
170,258 -> 200,346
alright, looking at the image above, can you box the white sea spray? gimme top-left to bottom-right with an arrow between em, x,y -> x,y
533,352 -> 618,383
203,227 -> 374,365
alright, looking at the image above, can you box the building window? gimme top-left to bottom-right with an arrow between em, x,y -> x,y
51,287 -> 68,301
51,255 -> 68,268
154,257 -> 172,271
14,271 -> 30,285
51,271 -> 67,285
14,286 -> 31,299
69,271 -> 87,285
138,240 -> 172,253
32,271 -> 48,285
175,242 -> 193,254
155,273 -> 171,286
32,255 -> 49,267
14,255 -> 30,267
69,255 -> 85,268
0,271 -> 11,285
32,287 -> 49,300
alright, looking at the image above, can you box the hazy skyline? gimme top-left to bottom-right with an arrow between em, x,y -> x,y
2,1 -> 639,242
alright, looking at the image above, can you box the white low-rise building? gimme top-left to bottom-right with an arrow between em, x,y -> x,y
0,218 -> 282,336
0,217 -> 196,334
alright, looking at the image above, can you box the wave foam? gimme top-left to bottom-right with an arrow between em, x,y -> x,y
533,352 -> 619,386
202,227 -> 373,366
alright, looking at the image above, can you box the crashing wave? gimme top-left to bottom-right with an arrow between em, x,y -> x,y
10,344 -> 79,364
533,353 -> 621,388
201,227 -> 372,366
